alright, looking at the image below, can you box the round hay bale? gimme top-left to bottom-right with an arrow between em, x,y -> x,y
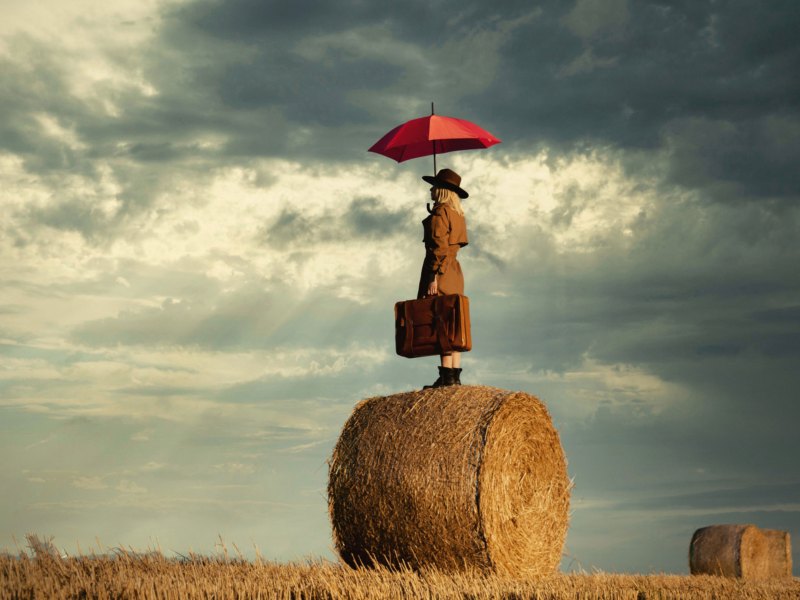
689,524 -> 773,579
327,385 -> 571,577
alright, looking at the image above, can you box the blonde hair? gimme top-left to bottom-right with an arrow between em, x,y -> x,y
432,187 -> 464,216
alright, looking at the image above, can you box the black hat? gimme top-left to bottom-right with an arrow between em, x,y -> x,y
422,168 -> 468,199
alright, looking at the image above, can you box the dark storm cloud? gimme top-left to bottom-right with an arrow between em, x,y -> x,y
613,481 -> 800,511
6,0 -> 796,228
663,116 -> 800,199
469,0 -> 800,141
471,190 -> 800,371
155,0 -> 800,204
175,0 -> 521,51
217,55 -> 400,127
465,0 -> 800,201
144,0 -> 539,160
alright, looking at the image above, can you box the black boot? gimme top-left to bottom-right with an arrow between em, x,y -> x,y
452,368 -> 462,385
423,366 -> 456,389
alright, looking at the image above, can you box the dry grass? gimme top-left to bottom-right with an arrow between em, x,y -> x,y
328,386 -> 570,577
1,538 -> 798,600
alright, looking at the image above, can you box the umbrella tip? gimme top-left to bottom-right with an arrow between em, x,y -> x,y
431,101 -> 434,115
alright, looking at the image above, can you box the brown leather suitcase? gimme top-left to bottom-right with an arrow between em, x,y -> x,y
394,294 -> 472,358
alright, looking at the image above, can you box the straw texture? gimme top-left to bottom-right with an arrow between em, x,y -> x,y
762,529 -> 793,578
690,524 -> 793,579
327,385 -> 570,577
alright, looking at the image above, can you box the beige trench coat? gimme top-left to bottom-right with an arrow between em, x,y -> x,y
416,203 -> 468,299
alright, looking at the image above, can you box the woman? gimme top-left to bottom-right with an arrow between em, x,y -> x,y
417,168 -> 469,389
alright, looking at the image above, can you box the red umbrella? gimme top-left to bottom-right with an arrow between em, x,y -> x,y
368,103 -> 501,174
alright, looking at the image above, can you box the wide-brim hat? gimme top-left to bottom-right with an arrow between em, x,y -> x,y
422,168 -> 469,199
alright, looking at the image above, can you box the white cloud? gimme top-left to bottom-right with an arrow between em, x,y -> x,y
213,463 -> 256,475
477,353 -> 690,421
0,0 -> 170,109
116,479 -> 147,494
72,476 -> 108,490
33,113 -> 87,150
278,439 -> 332,454
131,430 -> 153,442
0,0 -> 164,38
0,144 -> 684,429
138,462 -> 166,472
450,149 -> 665,256
540,356 -> 689,418
23,435 -> 55,450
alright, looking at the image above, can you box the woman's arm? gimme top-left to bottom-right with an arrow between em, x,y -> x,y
430,207 -> 452,274
427,207 -> 451,295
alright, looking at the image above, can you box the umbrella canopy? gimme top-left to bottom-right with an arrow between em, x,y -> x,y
368,113 -> 501,164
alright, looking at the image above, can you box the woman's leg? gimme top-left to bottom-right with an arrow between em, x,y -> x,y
440,353 -> 461,368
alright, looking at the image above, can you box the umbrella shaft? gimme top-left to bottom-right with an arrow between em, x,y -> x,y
432,101 -> 436,175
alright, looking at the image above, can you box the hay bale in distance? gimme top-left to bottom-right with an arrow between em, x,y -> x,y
689,524 -> 793,579
327,385 -> 571,577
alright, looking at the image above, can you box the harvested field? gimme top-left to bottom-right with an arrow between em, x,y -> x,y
2,549 -> 799,599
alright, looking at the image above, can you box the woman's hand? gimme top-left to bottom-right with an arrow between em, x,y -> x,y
427,275 -> 438,297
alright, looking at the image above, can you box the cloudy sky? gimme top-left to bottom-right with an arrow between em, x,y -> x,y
2,0 -> 798,573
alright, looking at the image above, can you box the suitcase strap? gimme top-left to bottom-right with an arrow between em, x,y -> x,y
403,301 -> 415,353
434,312 -> 453,355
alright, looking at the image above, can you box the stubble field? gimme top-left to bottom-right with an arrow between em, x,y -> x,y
1,543 -> 798,600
